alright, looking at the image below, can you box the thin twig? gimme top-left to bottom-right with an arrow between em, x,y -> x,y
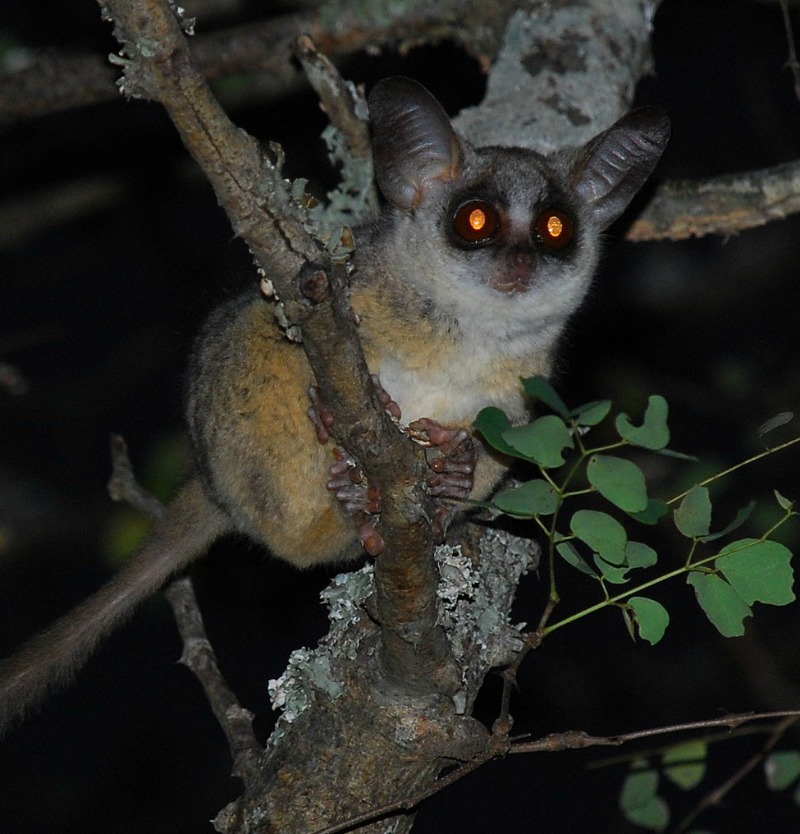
163,577 -> 263,787
674,714 -> 800,833
779,0 -> 800,102
107,434 -> 263,787
294,34 -> 372,163
510,710 -> 800,754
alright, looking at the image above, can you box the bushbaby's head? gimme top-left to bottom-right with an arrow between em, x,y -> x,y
365,77 -> 669,346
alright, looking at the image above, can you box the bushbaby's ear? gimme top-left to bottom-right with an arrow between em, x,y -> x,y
571,106 -> 670,229
368,77 -> 462,211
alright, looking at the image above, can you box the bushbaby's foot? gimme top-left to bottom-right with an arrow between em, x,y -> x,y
370,374 -> 402,421
308,387 -> 385,555
308,376 -> 400,444
307,385 -> 335,444
407,417 -> 476,541
407,418 -> 475,499
328,449 -> 384,556
327,448 -> 382,515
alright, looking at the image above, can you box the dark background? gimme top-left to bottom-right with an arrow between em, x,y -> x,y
1,1 -> 800,832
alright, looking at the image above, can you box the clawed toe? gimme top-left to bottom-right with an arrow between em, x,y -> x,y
370,374 -> 402,421
307,386 -> 336,443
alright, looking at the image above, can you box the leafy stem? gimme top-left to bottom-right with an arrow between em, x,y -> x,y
542,507 -> 797,637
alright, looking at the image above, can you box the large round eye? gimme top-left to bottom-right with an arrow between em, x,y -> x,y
452,200 -> 500,245
534,209 -> 574,250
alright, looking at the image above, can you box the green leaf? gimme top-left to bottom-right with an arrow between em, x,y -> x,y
674,485 -> 712,538
653,447 -> 698,462
587,454 -> 649,513
619,766 -> 669,831
556,541 -> 597,576
625,541 -> 658,570
521,375 -> 570,417
765,750 -> 800,791
570,509 -> 627,565
687,572 -> 752,637
616,395 -> 670,450
628,597 -> 670,645
717,538 -> 795,607
595,543 -> 657,587
594,555 -> 631,584
663,740 -> 707,789
503,415 -> 574,468
492,479 -> 559,518
700,501 -> 755,543
571,399 -> 612,426
473,407 -> 517,457
775,489 -> 794,511
627,498 -> 670,525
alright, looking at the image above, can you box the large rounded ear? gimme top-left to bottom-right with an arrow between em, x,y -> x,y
368,77 -> 462,211
571,107 -> 670,229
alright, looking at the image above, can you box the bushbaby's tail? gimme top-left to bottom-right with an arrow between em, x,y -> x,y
0,479 -> 229,735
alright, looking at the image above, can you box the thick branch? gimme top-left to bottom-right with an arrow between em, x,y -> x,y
100,0 -> 460,699
626,159 -> 800,241
453,0 -> 666,149
0,1 -> 515,124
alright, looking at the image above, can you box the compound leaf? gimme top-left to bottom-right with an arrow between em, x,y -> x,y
616,395 -> 670,450
503,415 -> 574,468
619,765 -> 669,831
628,596 -> 670,645
587,454 -> 648,513
492,479 -> 559,518
473,406 -> 517,457
627,498 -> 670,526
687,571 -> 752,637
521,375 -> 570,418
625,541 -> 659,570
570,509 -> 627,565
556,541 -> 597,576
717,538 -> 795,607
765,750 -> 800,791
571,399 -> 612,426
674,485 -> 712,538
663,740 -> 707,790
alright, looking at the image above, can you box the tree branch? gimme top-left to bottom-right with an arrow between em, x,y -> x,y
96,3 -> 484,830
307,708 -> 800,834
675,715 -> 799,833
509,709 -> 800,754
0,0 -> 516,125
627,159 -> 800,241
107,435 -> 263,787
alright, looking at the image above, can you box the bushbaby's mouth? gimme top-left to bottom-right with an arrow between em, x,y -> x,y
490,248 -> 537,294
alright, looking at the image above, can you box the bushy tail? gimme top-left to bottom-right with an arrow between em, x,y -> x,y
0,479 -> 230,735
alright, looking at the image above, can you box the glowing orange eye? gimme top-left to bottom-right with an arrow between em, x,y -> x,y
534,209 -> 573,250
453,200 -> 499,244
